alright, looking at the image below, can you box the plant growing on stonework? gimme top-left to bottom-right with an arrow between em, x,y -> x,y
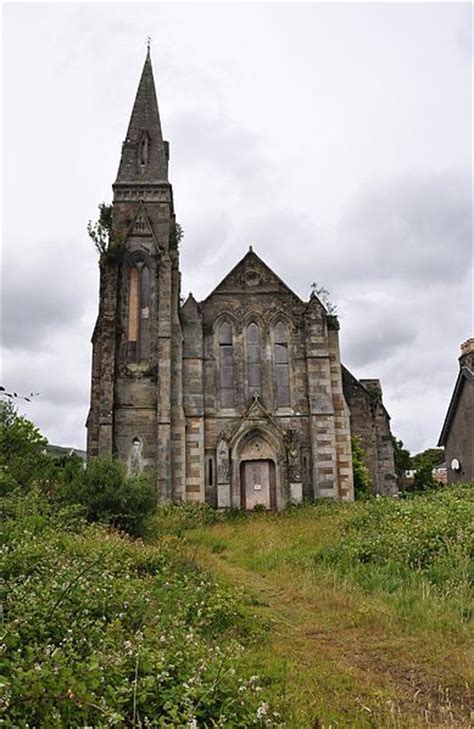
170,220 -> 184,248
311,282 -> 339,315
87,202 -> 112,255
351,435 -> 372,499
87,202 -> 124,262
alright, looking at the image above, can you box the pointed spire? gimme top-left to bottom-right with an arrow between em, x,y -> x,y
115,48 -> 169,184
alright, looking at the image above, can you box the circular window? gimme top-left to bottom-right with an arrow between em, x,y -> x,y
244,270 -> 261,287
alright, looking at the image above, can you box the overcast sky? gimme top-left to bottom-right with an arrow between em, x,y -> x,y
3,2 -> 472,454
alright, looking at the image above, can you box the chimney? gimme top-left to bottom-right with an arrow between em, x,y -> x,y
459,338 -> 474,371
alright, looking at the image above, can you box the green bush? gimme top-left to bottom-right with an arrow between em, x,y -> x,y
0,401 -> 52,493
58,457 -> 157,537
313,486 -> 474,604
412,459 -> 438,492
351,435 -> 372,499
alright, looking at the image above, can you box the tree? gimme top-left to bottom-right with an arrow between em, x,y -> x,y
0,400 -> 52,493
412,459 -> 437,492
351,435 -> 372,499
411,447 -> 444,471
392,437 -> 412,479
87,202 -> 113,257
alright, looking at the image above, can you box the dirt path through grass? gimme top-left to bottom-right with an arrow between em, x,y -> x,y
185,519 -> 472,728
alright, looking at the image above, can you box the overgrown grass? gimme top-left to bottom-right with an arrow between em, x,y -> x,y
180,487 -> 473,727
2,481 -> 472,727
0,494 -> 281,727
311,487 -> 473,630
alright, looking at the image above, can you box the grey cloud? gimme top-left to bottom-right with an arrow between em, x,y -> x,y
336,169 -> 472,284
339,301 -> 418,369
3,236 -> 97,351
172,111 -> 269,179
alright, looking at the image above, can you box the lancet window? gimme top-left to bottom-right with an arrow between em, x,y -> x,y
127,262 -> 150,361
219,321 -> 234,408
274,320 -> 290,407
246,322 -> 262,399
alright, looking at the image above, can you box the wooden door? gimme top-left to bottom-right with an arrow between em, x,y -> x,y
241,460 -> 276,510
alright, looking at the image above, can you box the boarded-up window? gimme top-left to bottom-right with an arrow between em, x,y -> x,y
128,267 -> 139,360
128,263 -> 151,362
219,321 -> 234,408
139,265 -> 150,360
274,321 -> 290,407
246,322 -> 261,399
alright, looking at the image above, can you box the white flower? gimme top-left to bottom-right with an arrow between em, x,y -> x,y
187,718 -> 198,729
256,702 -> 269,720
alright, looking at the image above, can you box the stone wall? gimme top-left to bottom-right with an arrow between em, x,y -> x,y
342,367 -> 397,495
180,250 -> 355,507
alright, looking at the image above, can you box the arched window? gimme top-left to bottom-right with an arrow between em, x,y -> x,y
139,264 -> 150,360
219,321 -> 234,408
274,321 -> 290,407
246,322 -> 261,399
127,263 -> 150,362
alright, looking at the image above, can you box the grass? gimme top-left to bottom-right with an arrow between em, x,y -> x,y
2,486 -> 472,727
170,487 -> 474,728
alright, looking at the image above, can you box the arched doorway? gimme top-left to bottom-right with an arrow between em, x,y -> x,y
233,428 -> 282,510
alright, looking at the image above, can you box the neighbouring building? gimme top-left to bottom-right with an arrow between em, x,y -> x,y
86,50 -> 397,508
438,338 -> 474,483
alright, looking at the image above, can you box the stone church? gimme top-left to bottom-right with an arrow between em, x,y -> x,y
87,51 -> 396,508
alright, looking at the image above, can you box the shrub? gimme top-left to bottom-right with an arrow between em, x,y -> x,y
0,494 -> 278,727
58,457 -> 156,537
351,435 -> 372,499
0,400 -> 52,493
313,486 -> 474,603
412,459 -> 438,492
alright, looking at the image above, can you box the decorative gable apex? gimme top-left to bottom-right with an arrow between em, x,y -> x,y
228,394 -> 286,449
126,201 -> 156,240
204,248 -> 303,302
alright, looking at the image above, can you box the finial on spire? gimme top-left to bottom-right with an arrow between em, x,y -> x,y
249,244 -> 253,252
146,35 -> 152,54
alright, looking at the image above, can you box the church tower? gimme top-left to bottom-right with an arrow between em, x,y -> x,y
87,51 -> 396,507
86,49 -> 186,501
